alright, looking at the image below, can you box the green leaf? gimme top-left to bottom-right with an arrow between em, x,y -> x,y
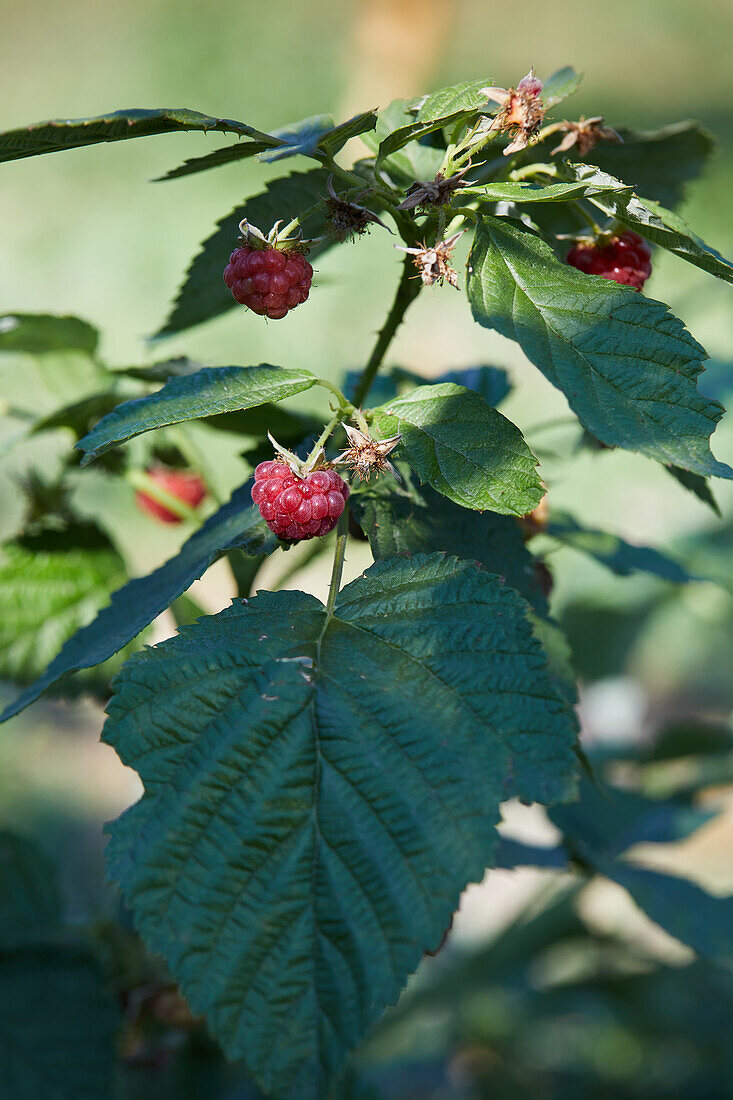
605,863 -> 733,962
375,111 -> 470,181
0,539 -> 129,685
371,382 -> 543,514
462,177 -> 631,205
415,80 -> 493,124
77,365 -> 317,463
0,107 -> 275,164
258,113 -> 336,162
0,312 -> 99,356
0,945 -> 118,1099
550,775 -> 715,863
154,139 -> 281,182
564,162 -> 733,284
541,66 -> 583,108
494,836 -> 570,869
156,170 -> 336,338
352,484 -> 546,611
104,554 -> 578,1098
0,833 -> 62,946
0,482 -> 276,722
582,121 -> 714,209
665,465 -> 720,516
315,109 -> 378,157
156,110 -> 377,181
361,100 -> 444,185
546,512 -> 697,584
467,215 -> 732,480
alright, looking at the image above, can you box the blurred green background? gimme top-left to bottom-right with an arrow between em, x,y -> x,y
1,1 -> 733,1096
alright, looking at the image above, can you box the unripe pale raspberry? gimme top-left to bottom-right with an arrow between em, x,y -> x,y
252,462 -> 350,541
223,246 -> 313,319
135,467 -> 207,524
566,230 -> 652,291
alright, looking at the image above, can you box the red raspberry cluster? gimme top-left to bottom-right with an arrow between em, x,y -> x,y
252,462 -> 350,541
566,230 -> 652,291
223,246 -> 313,319
135,467 -> 207,525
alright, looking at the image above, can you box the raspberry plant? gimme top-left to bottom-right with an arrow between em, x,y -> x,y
1,68 -> 733,1100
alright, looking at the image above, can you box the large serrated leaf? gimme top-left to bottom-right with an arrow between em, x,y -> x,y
156,170 -> 336,338
0,313 -> 99,356
582,121 -> 714,209
467,215 -> 732,479
77,365 -> 317,463
0,945 -> 118,1099
104,553 -> 578,1099
371,382 -> 544,514
0,107 -> 273,163
0,482 -> 276,722
352,484 -> 546,612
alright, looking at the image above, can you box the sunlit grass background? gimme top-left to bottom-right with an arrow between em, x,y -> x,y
1,0 -> 732,1089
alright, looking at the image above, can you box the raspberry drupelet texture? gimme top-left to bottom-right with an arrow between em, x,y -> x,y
135,467 -> 207,524
252,462 -> 350,540
223,246 -> 313,319
566,230 -> 652,291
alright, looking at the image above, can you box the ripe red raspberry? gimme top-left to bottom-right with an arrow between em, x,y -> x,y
223,246 -> 313,320
135,467 -> 207,524
252,462 -> 350,541
566,230 -> 652,291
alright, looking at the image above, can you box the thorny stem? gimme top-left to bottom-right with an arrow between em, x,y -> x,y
351,254 -> 421,409
325,508 -> 350,616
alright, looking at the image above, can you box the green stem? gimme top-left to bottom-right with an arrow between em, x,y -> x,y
314,377 -> 350,407
325,508 -> 350,616
570,200 -> 603,235
126,469 -> 201,524
302,412 -> 342,474
351,254 -> 421,409
278,199 -> 324,241
509,163 -> 558,183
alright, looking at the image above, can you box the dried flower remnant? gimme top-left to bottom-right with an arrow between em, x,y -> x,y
396,231 -> 464,288
324,177 -> 391,241
484,69 -> 545,155
396,165 -> 475,212
551,116 -> 622,156
334,423 -> 402,482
